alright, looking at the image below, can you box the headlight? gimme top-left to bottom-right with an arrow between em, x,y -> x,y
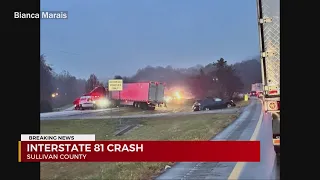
96,99 -> 109,106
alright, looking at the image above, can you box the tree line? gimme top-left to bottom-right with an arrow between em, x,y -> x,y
40,55 -> 103,112
41,54 -> 261,112
113,58 -> 261,99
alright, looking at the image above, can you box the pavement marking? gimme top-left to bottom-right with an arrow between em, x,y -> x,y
227,102 -> 264,180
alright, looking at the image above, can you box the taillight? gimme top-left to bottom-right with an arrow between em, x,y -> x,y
269,90 -> 278,94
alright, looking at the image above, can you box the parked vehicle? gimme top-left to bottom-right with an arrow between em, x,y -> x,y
192,97 -> 236,111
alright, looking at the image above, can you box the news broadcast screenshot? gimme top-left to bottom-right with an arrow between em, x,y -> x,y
15,0 -> 280,179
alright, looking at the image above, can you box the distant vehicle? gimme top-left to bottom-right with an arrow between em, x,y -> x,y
192,98 -> 236,111
250,91 -> 257,97
251,83 -> 263,98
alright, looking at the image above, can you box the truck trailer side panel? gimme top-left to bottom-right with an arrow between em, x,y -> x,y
258,0 -> 280,95
111,82 -> 156,102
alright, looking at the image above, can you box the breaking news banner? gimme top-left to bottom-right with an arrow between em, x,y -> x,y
18,134 -> 260,162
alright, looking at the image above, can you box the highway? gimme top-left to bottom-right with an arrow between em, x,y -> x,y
156,99 -> 280,180
40,107 -> 240,121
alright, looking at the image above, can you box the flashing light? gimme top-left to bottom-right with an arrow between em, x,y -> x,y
94,99 -> 109,107
175,92 -> 181,99
51,92 -> 59,98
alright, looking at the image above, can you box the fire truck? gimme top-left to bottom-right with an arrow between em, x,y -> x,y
256,0 -> 280,154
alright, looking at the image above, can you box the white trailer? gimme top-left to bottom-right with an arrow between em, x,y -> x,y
256,0 -> 280,154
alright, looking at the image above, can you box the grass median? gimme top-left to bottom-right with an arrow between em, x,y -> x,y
41,113 -> 240,180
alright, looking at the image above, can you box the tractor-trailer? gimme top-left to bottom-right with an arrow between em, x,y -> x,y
110,82 -> 165,110
251,83 -> 263,92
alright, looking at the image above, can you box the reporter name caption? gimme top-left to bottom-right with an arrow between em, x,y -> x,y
14,11 -> 68,19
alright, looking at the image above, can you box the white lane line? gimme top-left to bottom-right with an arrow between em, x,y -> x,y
228,100 -> 264,180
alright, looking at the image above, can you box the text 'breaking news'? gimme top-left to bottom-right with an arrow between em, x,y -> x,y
14,11 -> 68,19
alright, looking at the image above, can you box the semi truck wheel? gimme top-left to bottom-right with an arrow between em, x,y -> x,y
141,103 -> 148,110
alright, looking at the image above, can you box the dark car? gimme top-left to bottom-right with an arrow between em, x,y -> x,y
192,98 -> 236,111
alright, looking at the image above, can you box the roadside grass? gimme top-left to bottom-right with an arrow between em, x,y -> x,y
41,113 -> 239,180
235,100 -> 250,108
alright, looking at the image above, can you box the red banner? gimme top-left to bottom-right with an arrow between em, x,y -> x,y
18,141 -> 260,162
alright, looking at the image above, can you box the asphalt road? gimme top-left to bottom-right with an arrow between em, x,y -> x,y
156,99 -> 278,180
